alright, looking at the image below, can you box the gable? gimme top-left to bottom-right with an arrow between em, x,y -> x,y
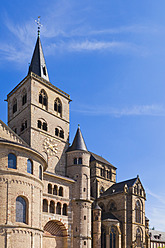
0,119 -> 28,146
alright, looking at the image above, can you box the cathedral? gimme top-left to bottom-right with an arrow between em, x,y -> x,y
0,30 -> 150,248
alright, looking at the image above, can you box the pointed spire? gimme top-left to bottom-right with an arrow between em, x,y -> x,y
68,125 -> 88,152
28,36 -> 49,81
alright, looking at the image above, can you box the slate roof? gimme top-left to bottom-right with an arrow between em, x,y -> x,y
149,230 -> 165,242
101,177 -> 137,196
28,36 -> 49,81
67,126 -> 88,152
102,212 -> 119,221
90,152 -> 116,169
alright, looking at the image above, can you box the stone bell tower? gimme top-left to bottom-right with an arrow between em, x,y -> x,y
66,126 -> 92,248
7,31 -> 71,176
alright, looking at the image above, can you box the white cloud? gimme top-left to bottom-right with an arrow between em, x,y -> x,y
71,104 -> 165,117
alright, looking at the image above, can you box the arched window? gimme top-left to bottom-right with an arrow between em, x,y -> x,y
37,119 -> 47,132
78,157 -> 82,164
55,127 -> 64,139
53,185 -> 58,195
56,202 -> 61,215
59,129 -> 64,139
135,200 -> 141,223
110,226 -> 116,248
74,158 -> 77,164
39,89 -> 48,109
22,89 -> 27,106
63,204 -> 67,216
27,159 -> 33,174
55,128 -> 59,136
8,153 -> 16,169
16,196 -> 27,224
59,187 -> 63,197
54,98 -> 62,117
48,184 -> 52,194
39,165 -> 42,180
43,199 -> 48,212
13,98 -> 17,114
49,201 -> 55,214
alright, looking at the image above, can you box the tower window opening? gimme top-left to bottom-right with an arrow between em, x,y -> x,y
39,89 -> 48,109
8,153 -> 17,169
84,216 -> 86,220
13,98 -> 17,114
39,165 -> 42,180
16,196 -> 27,224
22,89 -> 27,105
54,98 -> 62,117
27,159 -> 33,174
37,120 -> 48,132
59,130 -> 64,138
78,157 -> 82,164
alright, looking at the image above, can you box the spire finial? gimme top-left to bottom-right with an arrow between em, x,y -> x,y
35,16 -> 43,37
78,124 -> 80,128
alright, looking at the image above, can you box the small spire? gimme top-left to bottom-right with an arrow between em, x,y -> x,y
35,16 -> 43,37
68,126 -> 88,152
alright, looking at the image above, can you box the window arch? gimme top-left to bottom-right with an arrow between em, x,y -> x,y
27,159 -> 33,174
39,165 -> 42,180
55,127 -> 64,139
16,196 -> 27,224
22,89 -> 27,106
37,119 -> 47,131
56,202 -> 61,215
135,200 -> 141,223
59,187 -> 63,197
39,89 -> 48,109
53,185 -> 58,195
49,201 -> 55,214
43,199 -> 48,212
8,153 -> 16,169
63,204 -> 67,216
48,184 -> 52,194
54,98 -> 62,117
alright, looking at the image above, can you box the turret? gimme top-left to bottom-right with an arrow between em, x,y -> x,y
66,126 -> 92,248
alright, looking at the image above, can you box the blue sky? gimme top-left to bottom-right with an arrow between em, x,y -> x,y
1,0 -> 165,230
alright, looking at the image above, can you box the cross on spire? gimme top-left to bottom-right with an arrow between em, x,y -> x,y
35,16 -> 43,37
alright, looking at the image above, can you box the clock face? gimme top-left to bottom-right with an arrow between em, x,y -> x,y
43,137 -> 58,156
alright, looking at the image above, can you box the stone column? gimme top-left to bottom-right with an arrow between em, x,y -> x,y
106,227 -> 110,248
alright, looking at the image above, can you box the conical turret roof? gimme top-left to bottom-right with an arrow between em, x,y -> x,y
68,126 -> 88,152
28,36 -> 49,81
